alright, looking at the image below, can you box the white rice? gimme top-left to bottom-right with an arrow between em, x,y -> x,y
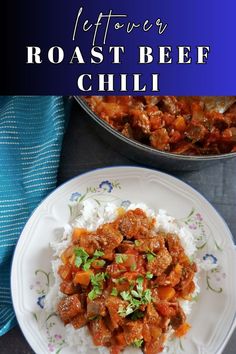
45,201 -> 202,354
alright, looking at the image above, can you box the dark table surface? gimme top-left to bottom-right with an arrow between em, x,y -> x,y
0,101 -> 235,353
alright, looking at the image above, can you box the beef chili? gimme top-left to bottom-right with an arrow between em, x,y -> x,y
84,96 -> 236,155
57,208 -> 197,354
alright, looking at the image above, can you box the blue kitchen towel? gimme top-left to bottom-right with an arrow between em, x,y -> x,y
0,96 -> 69,335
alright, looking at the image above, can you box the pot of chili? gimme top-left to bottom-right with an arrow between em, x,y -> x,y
75,96 -> 236,171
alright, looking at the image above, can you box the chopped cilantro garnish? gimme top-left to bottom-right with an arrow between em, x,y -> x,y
91,272 -> 107,286
118,303 -> 134,317
131,289 -> 141,298
83,259 -> 94,271
146,252 -> 156,263
120,291 -> 132,302
94,260 -> 106,267
118,305 -> 126,317
74,248 -> 105,271
88,272 -> 107,300
74,248 -> 89,268
94,250 -> 104,258
75,257 -> 83,268
136,276 -> 144,293
111,288 -> 118,296
115,254 -> 128,264
112,277 -> 126,284
117,276 -> 152,317
142,289 -> 152,303
88,287 -> 102,300
132,298 -> 141,307
74,247 -> 89,259
133,339 -> 143,348
146,272 -> 153,279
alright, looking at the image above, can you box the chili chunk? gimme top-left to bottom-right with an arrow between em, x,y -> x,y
57,208 -> 197,354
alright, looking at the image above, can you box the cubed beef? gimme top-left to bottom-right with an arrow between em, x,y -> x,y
161,96 -> 180,115
150,128 -> 170,151
105,296 -> 127,330
147,248 -> 172,276
135,234 -> 165,253
96,223 -> 123,255
119,209 -> 153,239
122,320 -> 143,345
165,234 -> 185,263
57,294 -> 82,323
89,318 -> 112,346
71,313 -> 87,329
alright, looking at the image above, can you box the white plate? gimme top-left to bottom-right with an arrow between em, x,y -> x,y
11,166 -> 236,354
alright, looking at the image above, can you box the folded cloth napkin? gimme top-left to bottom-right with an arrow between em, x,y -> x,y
0,96 -> 69,335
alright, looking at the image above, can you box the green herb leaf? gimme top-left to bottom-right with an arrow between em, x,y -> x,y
142,289 -> 152,304
133,339 -> 143,348
94,260 -> 106,267
88,287 -> 102,300
88,272 -> 107,300
111,288 -> 118,296
146,252 -> 156,263
125,304 -> 135,316
115,254 -> 128,264
118,304 -> 134,317
134,240 -> 141,246
118,305 -> 126,317
91,272 -> 107,287
94,250 -> 104,258
74,247 -> 89,268
83,259 -> 93,271
112,277 -> 126,284
131,290 -> 141,298
146,272 -> 153,279
74,247 -> 89,260
75,256 -> 83,268
120,291 -> 132,302
74,248 -> 105,271
131,298 -> 141,307
136,276 -> 144,293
